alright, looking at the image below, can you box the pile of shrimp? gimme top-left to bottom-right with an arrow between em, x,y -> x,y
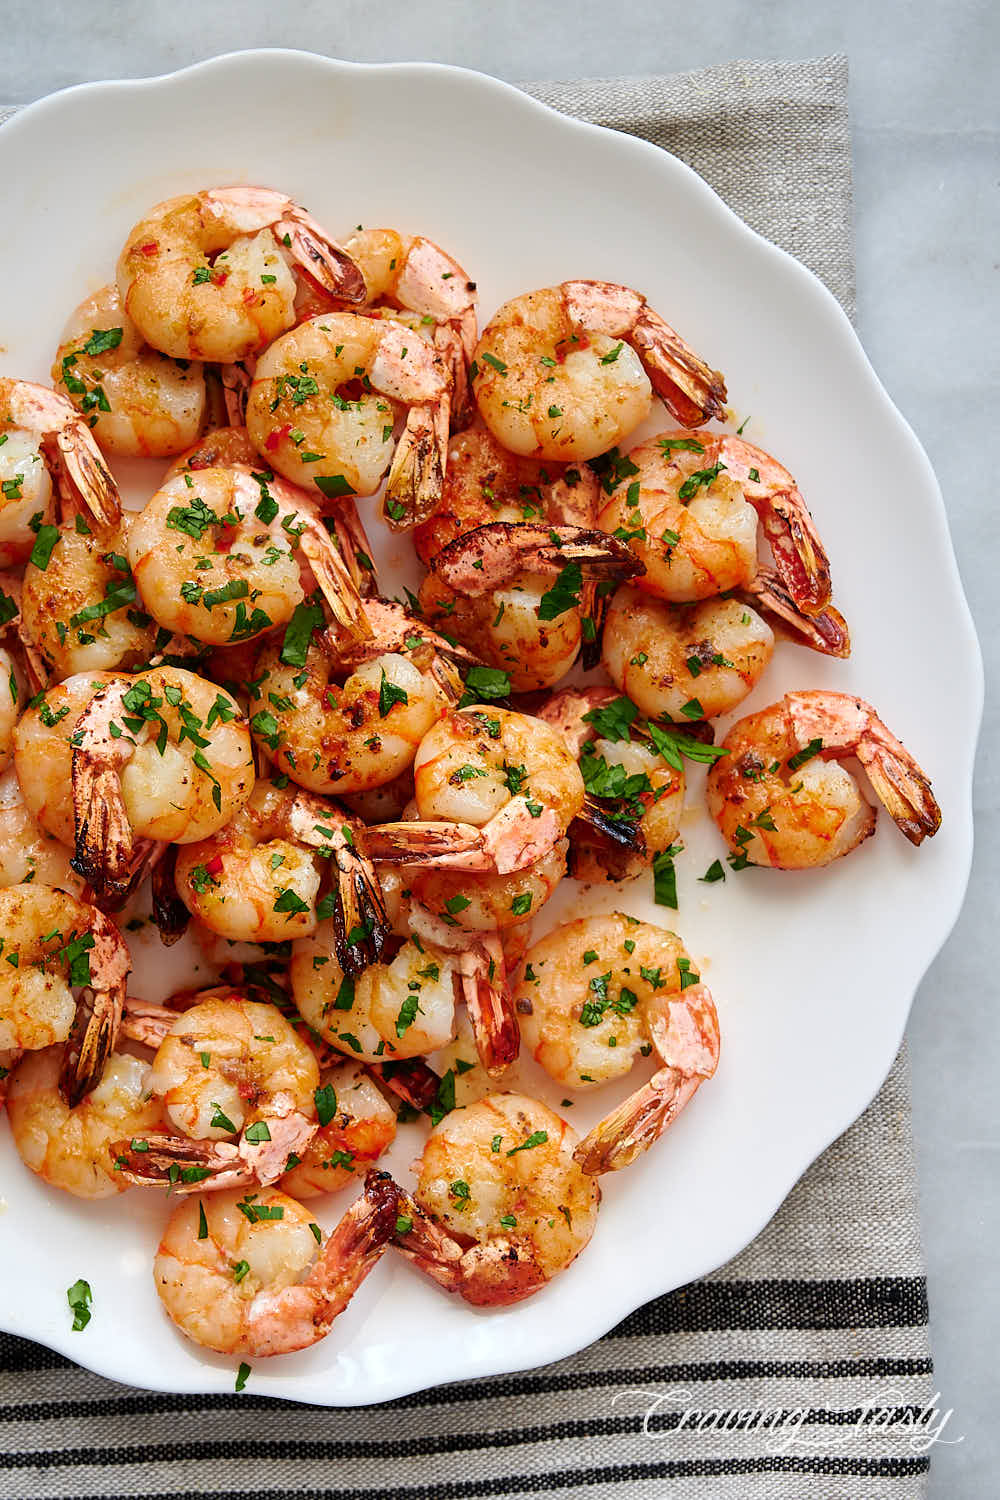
0,184 -> 942,1374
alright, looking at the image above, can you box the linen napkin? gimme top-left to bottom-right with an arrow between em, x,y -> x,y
0,56 -> 934,1500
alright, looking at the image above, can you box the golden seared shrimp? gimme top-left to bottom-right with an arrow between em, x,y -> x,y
117,997 -> 320,1191
152,1175 -> 397,1357
386,1093 -> 600,1305
0,883 -> 130,1103
126,465 -> 366,649
291,928 -> 468,1064
164,424 -> 260,478
280,1061 -> 396,1199
20,511 -> 157,680
705,691 -> 942,869
603,585 -> 773,722
173,779 -> 390,958
245,312 -> 449,524
415,428 -> 641,691
597,430 -> 834,617
248,628 -> 455,798
52,283 -> 206,457
0,769 -> 83,892
6,1046 -> 163,1198
472,282 -> 726,462
0,378 -> 119,570
537,687 -> 686,883
406,842 -> 567,936
344,227 -> 478,423
413,707 -> 584,875
116,186 -> 364,363
514,914 -> 720,1173
15,667 -> 253,904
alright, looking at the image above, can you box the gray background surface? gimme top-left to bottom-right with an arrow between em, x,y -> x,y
4,2 -> 996,1495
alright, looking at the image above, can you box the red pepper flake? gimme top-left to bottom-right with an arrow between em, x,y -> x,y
265,423 -> 291,453
211,268 -> 229,287
139,241 -> 159,257
214,528 -> 236,553
241,286 -> 258,305
205,854 -> 224,877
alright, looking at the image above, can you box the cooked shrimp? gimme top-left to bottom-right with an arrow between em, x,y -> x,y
52,283 -> 206,458
6,1046 -> 163,1198
536,687 -> 685,882
413,707 -> 584,875
344,227 -> 478,424
386,1093 -> 600,1305
117,186 -> 364,362
280,1060 -> 396,1199
292,902 -> 517,1077
152,1175 -> 398,1356
120,996 -> 320,1189
405,842 -> 567,935
472,282 -> 726,462
126,465 -> 368,649
0,769 -> 83,892
0,883 -> 130,1103
514,914 -> 720,1173
245,312 -> 449,525
20,510 -> 156,680
248,631 -> 454,797
66,668 -> 253,902
164,424 -> 260,478
602,585 -> 774,722
597,430 -> 833,616
0,378 -> 119,569
414,425 -> 600,563
705,691 -> 942,868
414,427 -> 641,689
173,779 -> 389,963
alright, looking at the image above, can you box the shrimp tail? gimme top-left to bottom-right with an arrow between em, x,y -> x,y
458,937 -> 519,1078
299,525 -> 374,650
388,1178 -> 466,1292
325,498 -> 379,599
58,985 -> 124,1108
383,399 -> 449,531
753,492 -> 833,616
365,820 -> 492,871
329,826 -> 390,978
219,361 -> 253,425
390,1178 -> 546,1305
53,424 -> 121,529
371,1057 -> 443,1112
120,999 -> 177,1049
277,213 -> 366,305
573,1066 -> 703,1174
71,768 -> 136,900
430,521 -> 644,598
632,309 -> 728,427
855,722 -> 942,845
150,843 -> 191,945
57,907 -> 130,1106
110,1133 -> 251,1191
329,598 -> 483,673
574,795 -> 646,851
746,569 -> 850,658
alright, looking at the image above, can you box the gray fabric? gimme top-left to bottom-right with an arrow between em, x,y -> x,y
0,55 -> 932,1500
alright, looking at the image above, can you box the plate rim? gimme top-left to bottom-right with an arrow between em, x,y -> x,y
0,46 -> 984,1406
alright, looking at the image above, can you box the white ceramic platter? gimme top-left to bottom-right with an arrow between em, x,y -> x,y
0,50 -> 982,1404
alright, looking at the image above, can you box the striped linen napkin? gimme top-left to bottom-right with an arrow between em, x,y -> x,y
0,56 -> 935,1499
